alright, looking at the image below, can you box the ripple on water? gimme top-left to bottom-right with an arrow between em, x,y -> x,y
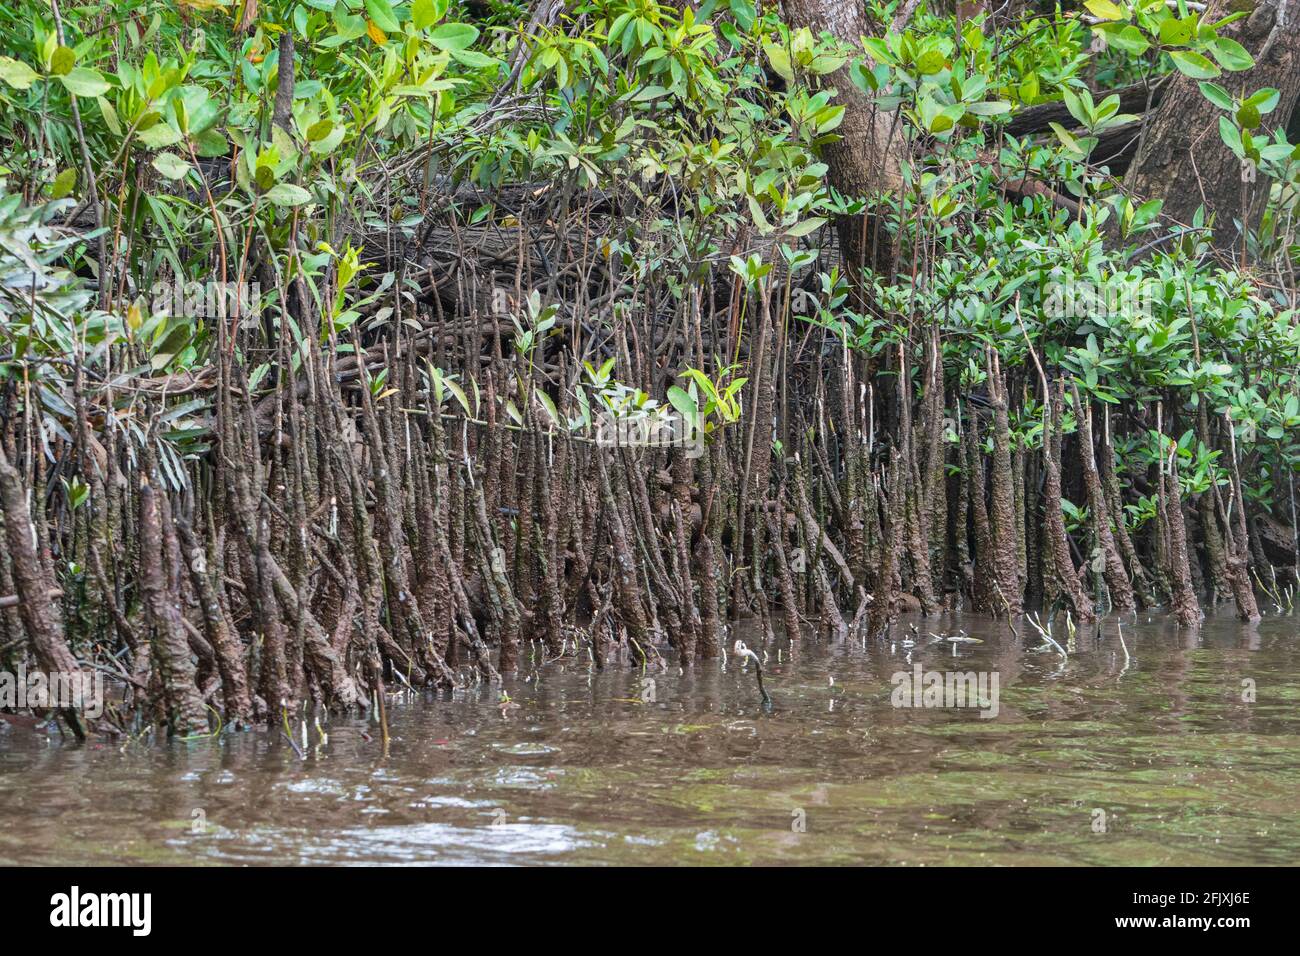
2,609 -> 1299,864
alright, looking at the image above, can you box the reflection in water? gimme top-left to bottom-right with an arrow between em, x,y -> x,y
1,610 -> 1298,865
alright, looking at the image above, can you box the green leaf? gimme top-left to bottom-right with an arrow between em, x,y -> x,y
965,100 -> 1012,116
0,56 -> 39,89
364,0 -> 400,33
412,0 -> 439,29
918,95 -> 961,134
428,22 -> 478,51
195,128 -> 229,158
50,45 -> 76,76
1158,17 -> 1193,46
632,84 -> 669,101
1244,87 -> 1280,113
1103,24 -> 1149,56
137,122 -> 182,149
1169,50 -> 1220,80
1218,115 -> 1243,157
535,390 -> 560,426
1050,121 -> 1085,156
666,385 -> 699,431
306,118 -> 334,142
265,183 -> 313,206
308,123 -> 345,156
763,40 -> 793,84
1209,37 -> 1254,71
57,67 -> 110,97
49,167 -> 77,199
151,152 -> 191,180
1259,142 -> 1294,162
450,48 -> 497,68
729,0 -> 756,32
442,374 -> 471,415
915,49 -> 946,74
97,95 -> 122,136
1197,82 -> 1233,111
786,217 -> 827,238
1084,0 -> 1126,21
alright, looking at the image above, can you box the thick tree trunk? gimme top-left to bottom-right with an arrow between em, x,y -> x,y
986,353 -> 1023,617
0,444 -> 88,739
1071,385 -> 1137,613
1044,382 -> 1095,624
1125,0 -> 1300,252
782,0 -> 905,273
138,479 -> 209,736
1161,439 -> 1204,627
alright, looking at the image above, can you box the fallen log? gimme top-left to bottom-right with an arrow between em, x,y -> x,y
1004,80 -> 1167,139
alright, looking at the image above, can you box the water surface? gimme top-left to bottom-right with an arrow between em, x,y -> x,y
2,611 -> 1298,865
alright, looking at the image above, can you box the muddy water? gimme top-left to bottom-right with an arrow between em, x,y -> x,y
1,610 -> 1298,865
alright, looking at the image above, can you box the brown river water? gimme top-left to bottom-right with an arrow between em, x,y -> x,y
1,610 -> 1298,865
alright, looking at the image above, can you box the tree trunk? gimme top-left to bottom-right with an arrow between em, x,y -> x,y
1071,385 -> 1136,614
1044,381 -> 1095,624
0,444 -> 88,739
782,0 -> 905,273
986,352 -> 1023,617
138,479 -> 210,736
1125,0 -> 1300,253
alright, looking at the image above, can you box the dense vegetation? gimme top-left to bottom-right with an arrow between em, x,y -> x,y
1,0 -> 1299,739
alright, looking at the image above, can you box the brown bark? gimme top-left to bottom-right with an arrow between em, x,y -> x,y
920,330 -> 948,594
595,450 -> 654,654
0,444 -> 87,739
1210,415 -> 1261,622
986,353 -> 1022,617
783,0 -> 904,273
176,512 -> 253,725
1125,0 -> 1300,252
1099,409 -> 1154,606
1161,437 -> 1203,627
794,469 -> 848,637
669,450 -> 701,659
967,406 -> 994,612
868,449 -> 906,636
358,370 -> 447,684
428,415 -> 497,677
1071,385 -> 1136,614
138,479 -> 209,736
273,31 -> 295,132
953,402 -> 973,603
1043,382 -> 1095,624
766,502 -> 805,642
